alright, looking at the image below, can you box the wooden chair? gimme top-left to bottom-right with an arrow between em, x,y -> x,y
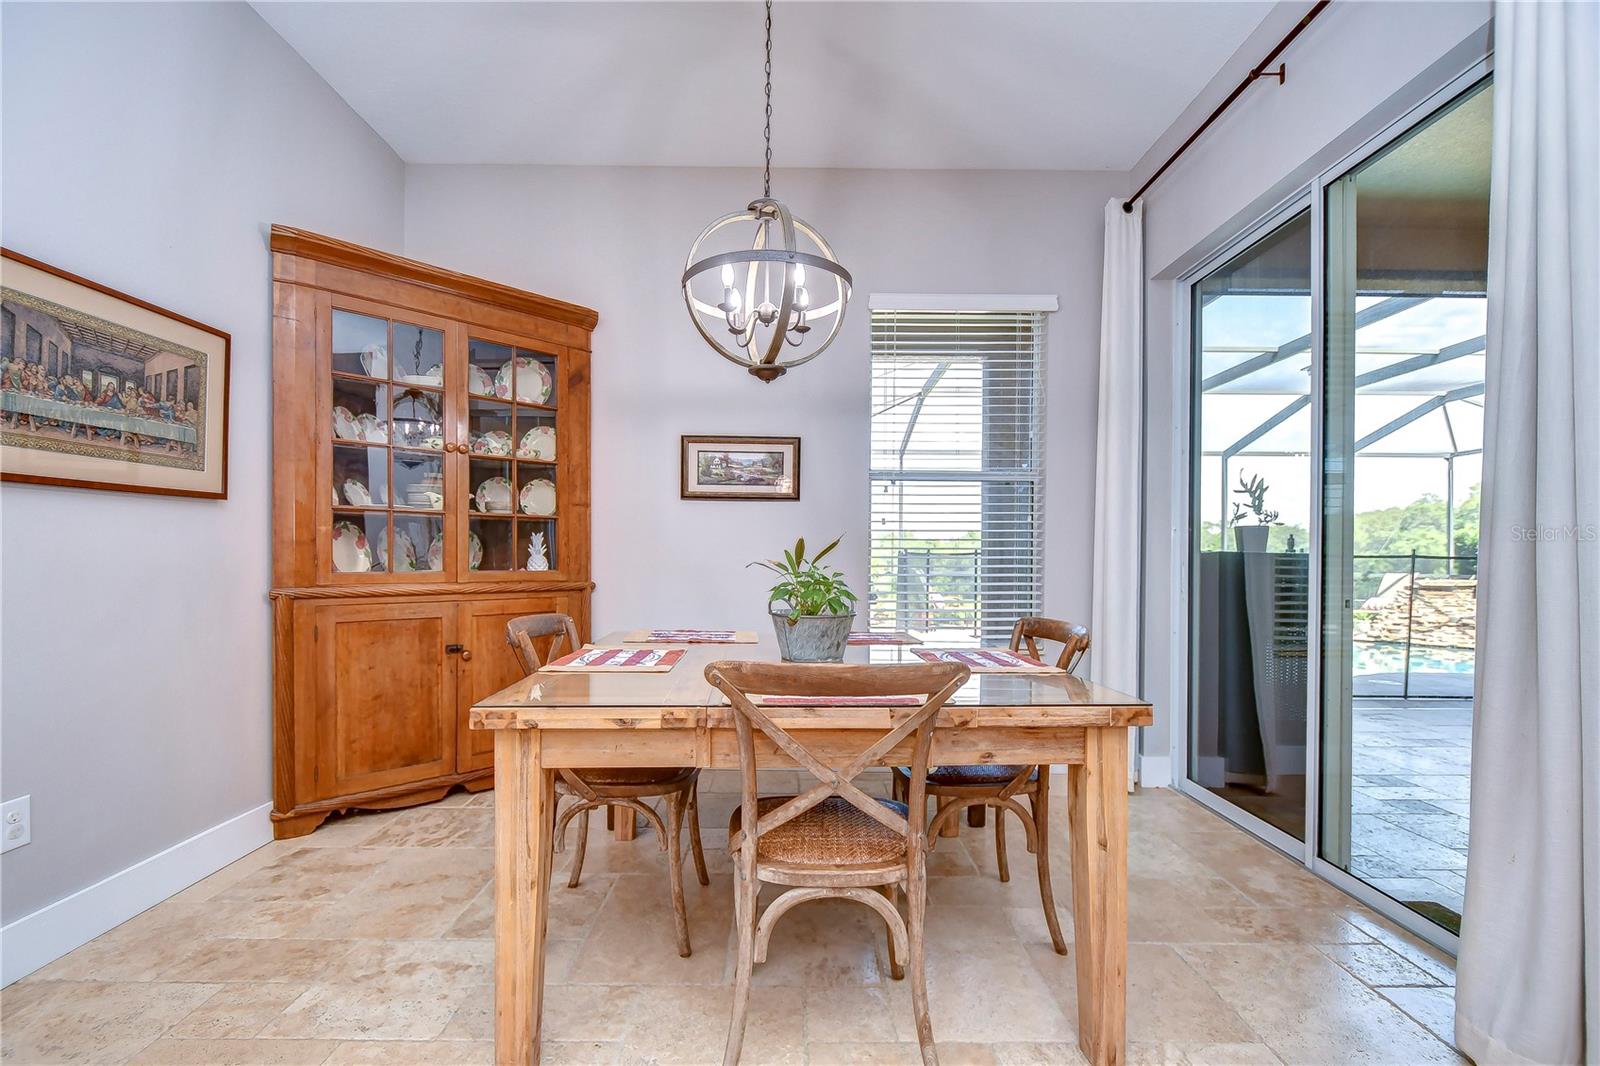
705,659 -> 970,1066
505,614 -> 710,956
891,617 -> 1090,957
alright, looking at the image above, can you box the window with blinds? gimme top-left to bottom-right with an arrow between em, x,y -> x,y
869,309 -> 1046,646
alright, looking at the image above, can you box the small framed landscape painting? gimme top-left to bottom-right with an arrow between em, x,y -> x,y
681,434 -> 800,501
0,248 -> 230,498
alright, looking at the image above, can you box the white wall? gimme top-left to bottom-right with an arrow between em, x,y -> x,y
1133,0 -> 1493,775
404,165 -> 1125,636
0,0 -> 404,943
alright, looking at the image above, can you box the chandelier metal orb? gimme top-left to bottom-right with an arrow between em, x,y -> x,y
681,0 -> 851,382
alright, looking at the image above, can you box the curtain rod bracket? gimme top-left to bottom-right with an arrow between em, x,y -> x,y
1251,62 -> 1287,84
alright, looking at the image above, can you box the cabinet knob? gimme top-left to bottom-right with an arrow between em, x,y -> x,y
460,649 -> 473,662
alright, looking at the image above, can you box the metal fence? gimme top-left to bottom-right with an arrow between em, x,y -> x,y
1352,552 -> 1477,700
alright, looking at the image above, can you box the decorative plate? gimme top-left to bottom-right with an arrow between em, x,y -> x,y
472,429 -> 513,456
381,529 -> 419,572
468,364 -> 495,396
342,478 -> 372,507
426,532 -> 444,571
420,435 -> 445,451
332,487 -> 339,507
332,522 -> 373,573
519,478 -> 557,516
357,413 -> 388,443
360,343 -> 387,378
495,357 -> 552,405
474,475 -> 513,513
332,406 -> 359,440
517,425 -> 556,460
421,363 -> 444,386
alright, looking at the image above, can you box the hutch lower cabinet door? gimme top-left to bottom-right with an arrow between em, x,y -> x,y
305,600 -> 458,801
454,593 -> 586,773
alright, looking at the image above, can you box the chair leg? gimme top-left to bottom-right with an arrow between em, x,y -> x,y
993,802 -> 1010,883
568,806 -> 590,889
688,782 -> 710,887
936,798 -> 960,838
968,804 -> 986,828
724,870 -> 759,1066
605,804 -> 615,831
878,884 -> 905,980
664,790 -> 692,958
907,867 -> 938,1065
1032,766 -> 1068,955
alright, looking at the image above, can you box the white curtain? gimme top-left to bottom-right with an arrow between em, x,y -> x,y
1456,3 -> 1599,1063
1091,199 -> 1144,785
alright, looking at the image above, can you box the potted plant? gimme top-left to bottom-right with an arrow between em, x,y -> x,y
751,535 -> 857,662
1231,473 -> 1280,553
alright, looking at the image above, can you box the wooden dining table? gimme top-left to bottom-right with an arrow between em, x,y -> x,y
470,632 -> 1153,1066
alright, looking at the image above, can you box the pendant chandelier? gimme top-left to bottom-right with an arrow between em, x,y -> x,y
680,0 -> 851,382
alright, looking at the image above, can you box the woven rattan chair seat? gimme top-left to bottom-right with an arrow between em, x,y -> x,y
571,766 -> 697,789
729,795 -> 911,866
920,764 -> 1038,787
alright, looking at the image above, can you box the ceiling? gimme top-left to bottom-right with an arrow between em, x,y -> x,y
253,1 -> 1277,171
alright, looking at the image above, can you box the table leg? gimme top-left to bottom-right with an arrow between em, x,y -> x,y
1068,726 -> 1128,1066
495,729 -> 555,1065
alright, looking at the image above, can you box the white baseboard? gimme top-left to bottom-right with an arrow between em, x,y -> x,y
1138,754 -> 1173,788
0,801 -> 272,986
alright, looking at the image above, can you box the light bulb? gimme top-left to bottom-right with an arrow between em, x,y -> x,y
727,288 -> 742,311
793,263 -> 806,287
721,264 -> 735,287
795,286 -> 810,310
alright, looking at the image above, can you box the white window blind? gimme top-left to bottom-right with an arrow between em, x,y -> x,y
869,308 -> 1046,646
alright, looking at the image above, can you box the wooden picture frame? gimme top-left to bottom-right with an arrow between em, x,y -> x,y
680,434 -> 800,500
1,248 -> 230,499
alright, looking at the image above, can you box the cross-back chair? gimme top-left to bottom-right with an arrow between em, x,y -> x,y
706,659 -> 971,1066
891,617 -> 1090,956
505,614 -> 709,957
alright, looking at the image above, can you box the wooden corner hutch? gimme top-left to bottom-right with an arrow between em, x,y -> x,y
269,226 -> 595,838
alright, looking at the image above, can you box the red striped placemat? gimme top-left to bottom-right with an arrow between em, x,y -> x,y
910,648 -> 1062,673
847,631 -> 922,645
756,694 -> 924,706
542,647 -> 687,672
621,629 -> 758,644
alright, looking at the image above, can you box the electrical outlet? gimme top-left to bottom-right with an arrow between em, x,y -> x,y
2,796 -> 31,853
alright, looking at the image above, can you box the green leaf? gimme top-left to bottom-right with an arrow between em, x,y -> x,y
794,536 -> 806,564
813,536 -> 842,564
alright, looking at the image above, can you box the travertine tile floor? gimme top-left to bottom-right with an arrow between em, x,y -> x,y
2,778 -> 1464,1065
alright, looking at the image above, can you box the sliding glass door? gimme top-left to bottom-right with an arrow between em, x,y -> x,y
1184,72 -> 1490,946
1190,211 -> 1313,843
1320,79 -> 1490,936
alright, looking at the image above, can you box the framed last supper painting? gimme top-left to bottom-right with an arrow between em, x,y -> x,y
0,248 -> 230,498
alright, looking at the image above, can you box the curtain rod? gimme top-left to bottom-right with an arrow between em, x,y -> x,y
1122,0 -> 1332,214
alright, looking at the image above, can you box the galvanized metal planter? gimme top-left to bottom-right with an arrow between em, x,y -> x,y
770,611 -> 854,662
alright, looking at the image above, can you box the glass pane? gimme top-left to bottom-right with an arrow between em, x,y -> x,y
333,442 -> 389,507
393,449 -> 444,512
1190,210 -> 1313,841
394,513 -> 444,573
514,411 -> 557,461
519,518 -> 556,571
332,378 -> 389,444
331,513 -> 387,574
513,348 -> 557,408
332,310 -> 388,378
470,515 -> 515,572
391,388 -> 445,450
515,465 -> 557,518
391,322 -> 444,384
468,398 -> 515,458
468,338 -> 513,399
1321,79 -> 1489,934
468,457 -> 514,516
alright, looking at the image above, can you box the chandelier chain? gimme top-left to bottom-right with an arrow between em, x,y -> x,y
763,0 -> 773,198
